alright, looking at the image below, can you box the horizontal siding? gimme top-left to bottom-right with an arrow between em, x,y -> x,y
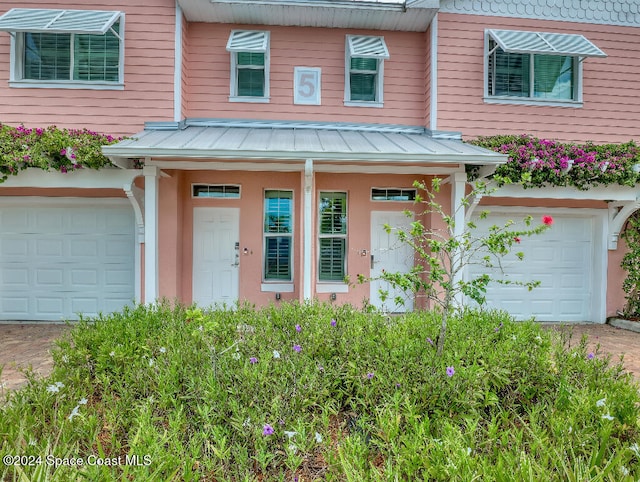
437,12 -> 640,143
0,1 -> 176,137
184,24 -> 427,126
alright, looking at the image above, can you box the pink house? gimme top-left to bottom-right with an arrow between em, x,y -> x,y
0,0 -> 637,323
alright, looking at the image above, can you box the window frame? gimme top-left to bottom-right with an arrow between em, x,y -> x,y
192,184 -> 241,199
484,30 -> 583,108
227,30 -> 270,103
344,35 -> 388,108
263,189 -> 294,284
9,13 -> 124,90
317,191 -> 348,283
371,188 -> 417,202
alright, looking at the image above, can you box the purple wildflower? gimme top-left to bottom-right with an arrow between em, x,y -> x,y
295,324 -> 302,332
587,352 -> 595,360
293,345 -> 302,353
262,424 -> 274,436
446,366 -> 455,378
249,357 -> 258,364
330,319 -> 337,327
366,372 -> 375,379
426,337 -> 434,346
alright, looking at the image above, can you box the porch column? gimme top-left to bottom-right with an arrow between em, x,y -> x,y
451,171 -> 467,306
143,165 -> 160,303
303,159 -> 314,300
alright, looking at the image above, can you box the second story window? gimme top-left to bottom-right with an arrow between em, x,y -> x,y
485,29 -> 606,105
345,35 -> 389,107
226,30 -> 270,102
0,8 -> 124,89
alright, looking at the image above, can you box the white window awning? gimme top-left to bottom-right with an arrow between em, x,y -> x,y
226,30 -> 269,52
0,8 -> 121,35
347,35 -> 390,59
487,29 -> 607,58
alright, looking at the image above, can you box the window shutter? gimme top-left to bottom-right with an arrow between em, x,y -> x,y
319,238 -> 346,281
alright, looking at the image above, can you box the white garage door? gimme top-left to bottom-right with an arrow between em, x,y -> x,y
0,199 -> 135,321
467,210 -> 600,322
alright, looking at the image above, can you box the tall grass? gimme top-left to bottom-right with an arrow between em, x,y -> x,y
1,302 -> 638,481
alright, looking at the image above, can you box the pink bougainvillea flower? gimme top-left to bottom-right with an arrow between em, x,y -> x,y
542,215 -> 554,226
514,236 -> 521,243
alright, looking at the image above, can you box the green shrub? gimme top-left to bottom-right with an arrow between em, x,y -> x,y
1,302 -> 638,481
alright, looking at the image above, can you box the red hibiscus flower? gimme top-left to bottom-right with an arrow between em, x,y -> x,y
514,236 -> 521,243
542,215 -> 554,226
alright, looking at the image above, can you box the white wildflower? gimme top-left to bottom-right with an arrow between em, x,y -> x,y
243,417 -> 251,428
78,398 -> 88,405
601,413 -> 614,421
109,351 -> 115,357
159,347 -> 166,354
620,466 -> 629,476
288,444 -> 298,454
315,432 -> 323,443
148,358 -> 155,367
596,397 -> 606,407
284,430 -> 297,439
630,443 -> 640,457
68,405 -> 80,421
467,447 -> 472,456
511,335 -> 516,341
46,382 -> 64,393
535,335 -> 542,342
568,426 -> 572,434
273,350 -> 281,359
62,355 -> 69,363
232,351 -> 241,360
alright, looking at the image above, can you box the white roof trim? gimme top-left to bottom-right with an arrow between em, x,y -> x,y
0,8 -> 121,35
487,29 -> 607,58
226,30 -> 269,52
347,35 -> 390,59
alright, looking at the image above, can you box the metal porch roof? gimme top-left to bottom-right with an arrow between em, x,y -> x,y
0,8 -> 121,35
103,120 -> 506,165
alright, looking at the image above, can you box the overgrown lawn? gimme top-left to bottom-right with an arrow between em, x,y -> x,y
1,302 -> 639,481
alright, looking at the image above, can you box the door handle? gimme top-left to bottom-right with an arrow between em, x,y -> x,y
370,254 -> 375,269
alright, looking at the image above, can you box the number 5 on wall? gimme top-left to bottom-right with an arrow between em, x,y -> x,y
294,67 -> 321,105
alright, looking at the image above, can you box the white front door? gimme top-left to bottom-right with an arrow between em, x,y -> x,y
370,211 -> 415,312
192,207 -> 240,307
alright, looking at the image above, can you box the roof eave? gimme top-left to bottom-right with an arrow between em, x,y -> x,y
101,146 -> 508,165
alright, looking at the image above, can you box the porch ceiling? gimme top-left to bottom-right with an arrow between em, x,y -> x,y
103,119 -> 507,167
177,0 -> 439,32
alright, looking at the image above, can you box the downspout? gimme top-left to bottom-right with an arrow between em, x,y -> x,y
174,1 -> 183,122
429,13 -> 438,131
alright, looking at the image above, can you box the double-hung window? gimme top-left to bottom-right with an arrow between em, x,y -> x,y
485,29 -> 606,105
0,8 -> 124,88
345,35 -> 389,107
226,30 -> 270,102
264,190 -> 293,281
318,192 -> 347,282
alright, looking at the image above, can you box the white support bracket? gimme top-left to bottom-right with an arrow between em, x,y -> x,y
608,198 -> 640,250
123,181 -> 145,242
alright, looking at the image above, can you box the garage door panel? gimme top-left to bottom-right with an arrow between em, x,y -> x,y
1,238 -> 29,256
36,239 -> 64,257
69,239 -> 99,257
0,202 -> 135,321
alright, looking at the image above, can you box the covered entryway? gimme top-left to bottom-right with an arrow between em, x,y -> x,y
370,211 -> 415,312
192,207 -> 240,307
0,198 -> 135,321
467,208 -> 607,322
